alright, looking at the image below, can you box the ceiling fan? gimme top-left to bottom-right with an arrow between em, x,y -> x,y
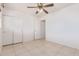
27,3 -> 54,14
0,3 -> 5,12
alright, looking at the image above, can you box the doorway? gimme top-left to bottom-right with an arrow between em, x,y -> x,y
40,20 -> 46,40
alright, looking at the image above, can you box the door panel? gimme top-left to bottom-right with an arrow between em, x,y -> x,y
13,32 -> 23,44
3,30 -> 13,45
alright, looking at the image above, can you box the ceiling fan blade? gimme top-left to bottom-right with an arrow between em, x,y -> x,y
43,8 -> 48,14
0,3 -> 4,12
27,6 -> 37,8
1,3 -> 5,8
0,9 -> 1,12
35,11 -> 39,14
44,3 -> 54,7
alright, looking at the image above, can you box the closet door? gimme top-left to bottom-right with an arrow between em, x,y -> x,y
2,16 -> 13,45
13,31 -> 23,44
2,15 -> 23,45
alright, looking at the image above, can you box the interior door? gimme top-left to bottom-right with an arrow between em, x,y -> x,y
2,16 -> 14,45
41,20 -> 46,40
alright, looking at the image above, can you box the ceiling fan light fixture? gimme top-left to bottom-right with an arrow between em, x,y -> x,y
36,9 -> 43,14
27,3 -> 54,14
39,9 -> 43,12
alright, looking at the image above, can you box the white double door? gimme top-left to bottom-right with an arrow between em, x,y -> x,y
2,16 -> 34,45
3,30 -> 23,45
2,16 -> 23,45
2,13 -> 34,45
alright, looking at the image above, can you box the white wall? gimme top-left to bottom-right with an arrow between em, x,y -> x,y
0,12 -> 2,54
2,3 -> 41,45
46,4 -> 79,49
0,13 -> 1,54
0,3 -> 2,54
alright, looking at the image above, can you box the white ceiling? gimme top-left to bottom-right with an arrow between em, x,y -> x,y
4,3 -> 74,11
2,3 -> 75,17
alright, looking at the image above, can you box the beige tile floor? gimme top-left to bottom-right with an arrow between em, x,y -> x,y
0,39 -> 79,56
